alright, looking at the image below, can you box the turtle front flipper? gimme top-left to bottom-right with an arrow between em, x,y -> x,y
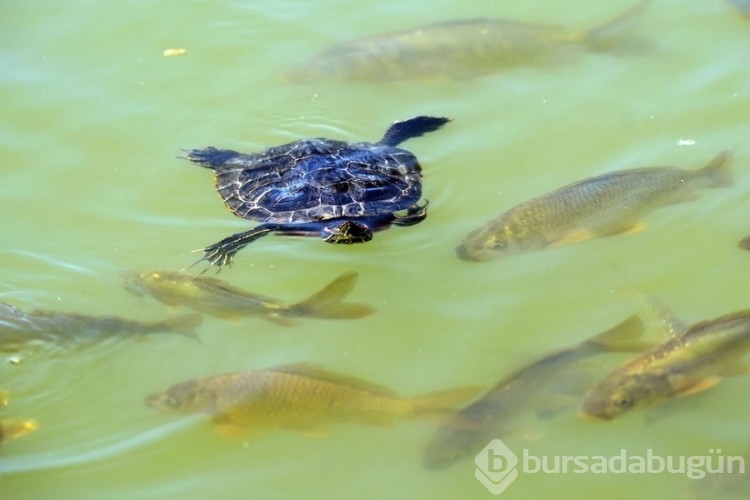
323,221 -> 374,244
378,116 -> 451,146
193,225 -> 278,271
393,201 -> 429,227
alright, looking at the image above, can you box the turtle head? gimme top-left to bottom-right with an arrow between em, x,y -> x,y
323,221 -> 374,244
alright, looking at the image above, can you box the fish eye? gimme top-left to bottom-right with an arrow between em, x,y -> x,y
614,396 -> 633,409
491,239 -> 508,250
163,396 -> 180,409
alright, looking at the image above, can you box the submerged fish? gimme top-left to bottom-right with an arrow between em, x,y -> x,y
145,363 -> 479,435
286,1 -> 651,83
423,315 -> 648,469
580,309 -> 750,420
0,302 -> 201,352
0,418 -> 38,445
457,149 -> 733,261
121,270 -> 375,325
724,0 -> 750,21
738,235 -> 750,251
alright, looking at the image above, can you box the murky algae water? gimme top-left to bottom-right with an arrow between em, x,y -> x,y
2,1 -> 749,499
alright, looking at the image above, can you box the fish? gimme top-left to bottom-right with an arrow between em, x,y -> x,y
422,315 -> 648,469
456,149 -> 733,261
738,235 -> 750,251
580,309 -> 750,420
121,270 -> 375,325
145,363 -> 480,436
0,418 -> 38,445
724,0 -> 750,21
0,390 -> 9,408
0,302 -> 202,352
285,1 -> 651,83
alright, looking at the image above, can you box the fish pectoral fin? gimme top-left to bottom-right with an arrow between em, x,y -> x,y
603,221 -> 647,237
674,376 -> 722,397
548,229 -> 598,247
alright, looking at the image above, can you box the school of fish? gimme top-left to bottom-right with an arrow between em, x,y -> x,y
6,5 -> 750,500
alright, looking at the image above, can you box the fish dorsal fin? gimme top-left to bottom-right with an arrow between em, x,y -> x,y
267,363 -> 397,397
680,309 -> 750,340
585,314 -> 649,352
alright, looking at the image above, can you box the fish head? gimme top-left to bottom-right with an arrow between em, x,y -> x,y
120,270 -> 157,296
579,373 -> 671,421
121,269 -> 184,299
145,379 -> 216,413
456,220 -> 522,261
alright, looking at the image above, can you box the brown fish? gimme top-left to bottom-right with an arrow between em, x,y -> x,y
122,270 -> 375,325
145,363 -> 480,436
581,309 -> 750,420
457,149 -> 733,261
423,315 -> 648,469
286,1 -> 651,83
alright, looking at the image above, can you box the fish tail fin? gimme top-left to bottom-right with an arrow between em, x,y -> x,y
159,313 -> 204,343
411,386 -> 483,419
584,314 -> 652,353
583,0 -> 652,51
699,148 -> 734,188
289,272 -> 376,320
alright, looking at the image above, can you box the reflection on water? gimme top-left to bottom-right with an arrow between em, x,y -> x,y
2,0 -> 749,499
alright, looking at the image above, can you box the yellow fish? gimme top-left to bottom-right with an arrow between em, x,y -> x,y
0,302 -> 201,352
121,270 -> 374,325
145,363 -> 479,436
0,418 -> 38,445
286,1 -> 651,83
457,149 -> 733,261
423,315 -> 648,469
581,309 -> 750,420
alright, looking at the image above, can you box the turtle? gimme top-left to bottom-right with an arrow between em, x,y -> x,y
184,115 -> 451,269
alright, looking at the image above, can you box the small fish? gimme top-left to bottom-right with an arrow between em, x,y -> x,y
738,235 -> 750,251
457,149 -> 733,261
724,0 -> 750,21
0,418 -> 38,445
286,2 -> 651,83
422,315 -> 648,469
121,270 -> 375,325
145,363 -> 480,436
0,302 -> 202,352
580,309 -> 750,420
0,390 -> 9,408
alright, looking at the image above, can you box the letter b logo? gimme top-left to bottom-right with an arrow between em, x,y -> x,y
475,439 -> 519,495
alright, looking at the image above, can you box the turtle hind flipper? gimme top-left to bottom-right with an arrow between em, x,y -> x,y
378,116 -> 451,147
182,147 -> 241,170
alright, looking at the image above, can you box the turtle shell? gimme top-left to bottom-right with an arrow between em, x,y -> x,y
210,138 -> 423,224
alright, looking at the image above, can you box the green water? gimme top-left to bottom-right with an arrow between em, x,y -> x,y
2,1 -> 749,499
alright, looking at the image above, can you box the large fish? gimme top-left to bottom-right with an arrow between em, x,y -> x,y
145,363 -> 480,436
457,149 -> 733,261
422,315 -> 648,469
286,1 -> 651,83
580,309 -> 750,420
121,270 -> 375,325
0,302 -> 201,352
